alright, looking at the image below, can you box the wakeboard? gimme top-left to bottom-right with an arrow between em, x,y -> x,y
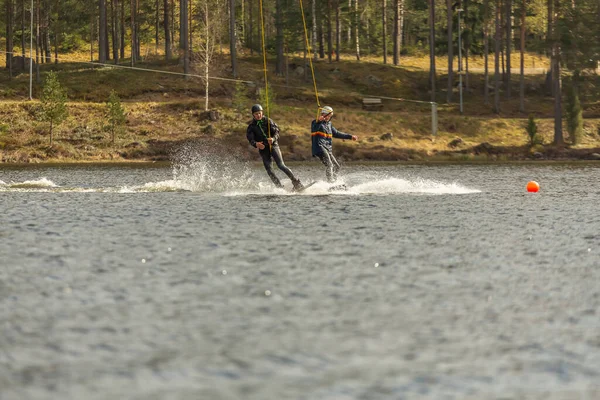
328,183 -> 348,191
293,181 -> 317,193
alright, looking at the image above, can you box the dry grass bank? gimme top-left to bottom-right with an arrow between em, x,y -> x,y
1,51 -> 599,163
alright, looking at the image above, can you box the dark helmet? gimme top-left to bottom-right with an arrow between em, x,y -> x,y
251,104 -> 263,113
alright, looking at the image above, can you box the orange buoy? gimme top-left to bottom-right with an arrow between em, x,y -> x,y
526,181 -> 540,193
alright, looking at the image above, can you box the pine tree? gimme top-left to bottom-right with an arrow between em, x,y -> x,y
526,115 -> 540,146
106,90 -> 126,144
39,71 -> 68,146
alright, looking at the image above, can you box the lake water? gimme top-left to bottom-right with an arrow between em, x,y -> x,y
1,159 -> 600,400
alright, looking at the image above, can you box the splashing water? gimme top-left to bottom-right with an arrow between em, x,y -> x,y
6,177 -> 58,189
0,163 -> 480,195
222,174 -> 479,197
346,177 -> 480,195
167,138 -> 256,193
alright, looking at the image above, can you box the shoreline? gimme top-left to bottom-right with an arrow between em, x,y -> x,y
2,156 -> 600,168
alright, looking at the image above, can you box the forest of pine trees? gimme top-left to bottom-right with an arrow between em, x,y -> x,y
2,1 -> 598,74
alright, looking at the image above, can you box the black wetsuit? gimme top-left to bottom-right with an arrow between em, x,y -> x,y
246,117 -> 300,188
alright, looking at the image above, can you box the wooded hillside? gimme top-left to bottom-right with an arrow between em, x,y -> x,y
1,0 -> 599,154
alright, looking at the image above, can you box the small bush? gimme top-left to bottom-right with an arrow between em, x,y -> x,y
526,115 -> 542,146
60,33 -> 88,52
0,88 -> 16,97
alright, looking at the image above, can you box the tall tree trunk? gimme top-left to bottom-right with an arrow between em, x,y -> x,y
179,0 -> 185,49
552,0 -> 562,144
484,0 -> 489,104
180,0 -> 188,74
230,0 -> 238,77
275,0 -> 284,73
44,0 -> 54,64
155,0 -> 159,53
464,0 -> 469,90
312,0 -> 317,60
519,0 -> 525,112
428,0 -> 435,101
21,0 -> 25,68
35,0 -> 39,81
465,35 -> 469,90
38,3 -> 43,64
494,0 -> 500,113
120,0 -> 125,59
6,0 -> 13,76
115,0 -> 121,63
203,0 -> 209,110
382,0 -> 387,64
131,0 -> 136,65
354,0 -> 359,60
188,0 -> 191,64
327,0 -> 333,63
545,0 -> 553,95
45,7 -> 51,62
171,0 -> 174,50
446,0 -> 453,103
505,0 -> 511,98
99,0 -> 107,62
347,0 -> 351,44
241,0 -> 245,46
136,0 -> 140,59
335,0 -> 340,61
393,0 -> 400,64
106,1 -> 110,58
41,9 -> 46,63
111,0 -> 118,63
54,0 -> 59,64
336,0 -> 342,54
164,0 -> 171,59
318,14 -> 324,58
365,2 -> 370,55
248,0 -> 253,55
42,32 -> 46,60
90,12 -> 94,61
500,2 -> 504,78
399,0 -> 405,58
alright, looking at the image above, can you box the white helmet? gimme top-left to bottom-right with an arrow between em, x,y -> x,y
321,106 -> 333,115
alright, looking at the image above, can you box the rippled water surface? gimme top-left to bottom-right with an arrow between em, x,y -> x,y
1,161 -> 600,400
